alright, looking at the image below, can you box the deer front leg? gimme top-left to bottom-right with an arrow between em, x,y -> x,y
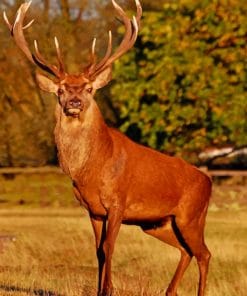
90,215 -> 107,295
100,205 -> 123,296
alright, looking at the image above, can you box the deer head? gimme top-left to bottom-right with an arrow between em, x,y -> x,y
4,0 -> 142,119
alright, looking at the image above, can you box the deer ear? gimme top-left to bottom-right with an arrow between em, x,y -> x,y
36,73 -> 58,93
92,67 -> 112,89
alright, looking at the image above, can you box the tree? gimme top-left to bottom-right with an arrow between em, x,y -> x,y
111,0 -> 247,163
0,0 -> 119,167
1,0 -> 246,166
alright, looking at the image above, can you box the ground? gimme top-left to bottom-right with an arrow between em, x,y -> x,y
0,173 -> 246,296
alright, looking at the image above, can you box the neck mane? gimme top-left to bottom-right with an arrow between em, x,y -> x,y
54,101 -> 113,178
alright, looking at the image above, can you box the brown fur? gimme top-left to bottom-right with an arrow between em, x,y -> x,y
6,1 -> 211,294
47,74 -> 212,296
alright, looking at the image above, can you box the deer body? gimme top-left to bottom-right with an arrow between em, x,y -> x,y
56,104 -> 210,223
5,1 -> 211,295
54,95 -> 211,296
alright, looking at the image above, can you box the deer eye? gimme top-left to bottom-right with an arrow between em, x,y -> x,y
86,87 -> 93,93
58,88 -> 64,96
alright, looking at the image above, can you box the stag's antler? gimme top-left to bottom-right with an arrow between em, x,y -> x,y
3,0 -> 65,78
4,0 -> 142,80
87,0 -> 142,79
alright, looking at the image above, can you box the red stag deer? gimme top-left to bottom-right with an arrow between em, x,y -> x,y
4,1 -> 211,295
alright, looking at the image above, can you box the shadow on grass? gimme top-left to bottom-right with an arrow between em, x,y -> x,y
0,284 -> 62,295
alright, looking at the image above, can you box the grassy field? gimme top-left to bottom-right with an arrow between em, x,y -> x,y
0,173 -> 246,296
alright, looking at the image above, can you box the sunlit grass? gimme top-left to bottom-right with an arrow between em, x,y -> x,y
0,208 -> 246,296
0,173 -> 246,295
0,174 -> 75,207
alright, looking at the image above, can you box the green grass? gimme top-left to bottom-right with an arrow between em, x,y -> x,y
0,173 -> 76,207
0,173 -> 246,295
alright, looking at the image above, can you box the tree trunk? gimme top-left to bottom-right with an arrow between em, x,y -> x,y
60,0 -> 70,21
43,0 -> 50,19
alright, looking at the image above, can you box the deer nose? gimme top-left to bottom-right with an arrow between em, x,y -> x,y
69,98 -> 81,108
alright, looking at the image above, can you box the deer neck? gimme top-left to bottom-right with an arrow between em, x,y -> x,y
54,101 -> 112,178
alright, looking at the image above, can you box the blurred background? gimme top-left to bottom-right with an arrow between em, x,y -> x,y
0,0 -> 246,168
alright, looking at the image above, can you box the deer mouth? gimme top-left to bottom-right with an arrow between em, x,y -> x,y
64,107 -> 83,118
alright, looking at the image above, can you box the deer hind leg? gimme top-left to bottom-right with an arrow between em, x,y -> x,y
175,207 -> 211,296
195,243 -> 211,296
141,216 -> 193,296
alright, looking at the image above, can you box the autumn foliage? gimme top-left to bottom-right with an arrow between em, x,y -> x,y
0,0 -> 246,166
111,0 -> 247,162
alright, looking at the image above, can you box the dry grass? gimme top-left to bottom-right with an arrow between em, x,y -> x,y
0,207 -> 246,296
0,173 -> 246,295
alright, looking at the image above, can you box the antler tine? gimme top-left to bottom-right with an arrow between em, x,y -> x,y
4,2 -> 34,64
33,39 -> 64,76
111,0 -> 132,53
23,19 -> 34,30
86,38 -> 97,74
111,0 -> 141,53
34,37 -> 66,76
3,11 -> 13,31
4,1 -> 64,78
34,40 -> 46,64
129,16 -> 138,44
90,0 -> 142,77
91,38 -> 97,65
94,31 -> 112,72
135,0 -> 142,26
54,36 -> 65,74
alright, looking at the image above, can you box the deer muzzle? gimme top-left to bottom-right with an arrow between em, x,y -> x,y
65,98 -> 83,117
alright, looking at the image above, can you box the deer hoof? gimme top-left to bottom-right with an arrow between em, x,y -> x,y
165,289 -> 178,296
99,287 -> 113,296
99,291 -> 113,296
